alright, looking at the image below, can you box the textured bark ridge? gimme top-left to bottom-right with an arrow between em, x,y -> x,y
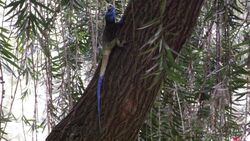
46,0 -> 204,141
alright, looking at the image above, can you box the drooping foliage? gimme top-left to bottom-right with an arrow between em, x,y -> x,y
139,0 -> 250,140
0,0 -> 249,140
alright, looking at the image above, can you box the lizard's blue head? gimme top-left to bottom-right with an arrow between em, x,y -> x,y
105,5 -> 116,23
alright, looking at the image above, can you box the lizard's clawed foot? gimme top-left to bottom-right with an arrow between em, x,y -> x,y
117,40 -> 127,47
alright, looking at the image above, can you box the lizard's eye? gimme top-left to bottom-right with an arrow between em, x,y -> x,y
107,5 -> 114,11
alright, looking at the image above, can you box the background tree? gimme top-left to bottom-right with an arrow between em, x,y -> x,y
139,0 -> 250,140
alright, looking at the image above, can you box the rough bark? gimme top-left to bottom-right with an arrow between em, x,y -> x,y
46,0 -> 204,141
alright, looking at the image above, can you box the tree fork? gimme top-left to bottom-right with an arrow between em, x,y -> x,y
46,0 -> 204,140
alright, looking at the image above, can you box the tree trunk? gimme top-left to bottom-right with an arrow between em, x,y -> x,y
46,0 -> 204,140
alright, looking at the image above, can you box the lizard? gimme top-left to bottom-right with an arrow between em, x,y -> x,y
97,4 -> 125,131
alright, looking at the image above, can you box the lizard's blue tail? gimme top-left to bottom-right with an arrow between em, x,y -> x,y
97,76 -> 104,130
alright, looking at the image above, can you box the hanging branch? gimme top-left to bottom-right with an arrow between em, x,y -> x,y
0,62 -> 5,134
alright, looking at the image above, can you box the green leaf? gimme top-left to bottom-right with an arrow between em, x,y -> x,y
32,0 -> 54,12
2,56 -> 20,70
1,61 -> 17,77
1,47 -> 17,59
5,0 -> 25,16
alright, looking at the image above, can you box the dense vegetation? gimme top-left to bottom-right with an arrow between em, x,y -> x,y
0,0 -> 249,140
